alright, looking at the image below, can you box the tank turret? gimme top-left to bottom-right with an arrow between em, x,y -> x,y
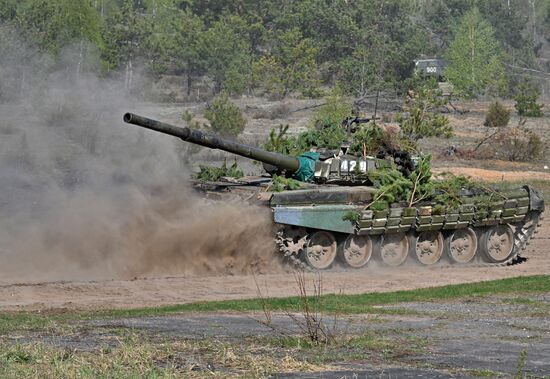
123,113 -> 393,184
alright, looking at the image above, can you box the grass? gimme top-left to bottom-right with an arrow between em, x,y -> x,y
252,330 -> 429,366
262,330 -> 396,351
94,275 -> 550,318
1,275 -> 549,334
0,329 -> 526,378
467,368 -> 506,378
503,296 -> 550,318
0,332 -> 328,378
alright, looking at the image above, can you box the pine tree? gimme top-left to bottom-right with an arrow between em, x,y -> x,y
147,5 -> 205,95
253,28 -> 319,98
101,0 -> 151,90
445,7 -> 507,98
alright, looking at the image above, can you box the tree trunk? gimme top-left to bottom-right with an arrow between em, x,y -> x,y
19,69 -> 26,98
77,39 -> 84,76
531,0 -> 537,45
470,25 -> 475,85
125,59 -> 133,91
187,72 -> 192,96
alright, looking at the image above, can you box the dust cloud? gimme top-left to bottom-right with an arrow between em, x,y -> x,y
0,43 -> 279,283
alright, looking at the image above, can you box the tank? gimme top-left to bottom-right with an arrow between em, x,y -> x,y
123,113 -> 545,270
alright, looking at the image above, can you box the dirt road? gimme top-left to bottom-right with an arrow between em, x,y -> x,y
1,211 -> 547,312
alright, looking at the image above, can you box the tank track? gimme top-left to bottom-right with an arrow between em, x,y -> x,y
275,228 -> 309,270
276,210 -> 543,271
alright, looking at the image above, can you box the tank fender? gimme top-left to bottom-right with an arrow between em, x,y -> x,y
524,185 -> 545,212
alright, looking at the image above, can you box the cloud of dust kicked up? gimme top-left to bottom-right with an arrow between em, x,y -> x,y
0,46 -> 279,283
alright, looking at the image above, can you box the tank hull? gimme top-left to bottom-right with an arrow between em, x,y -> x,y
272,185 -> 544,270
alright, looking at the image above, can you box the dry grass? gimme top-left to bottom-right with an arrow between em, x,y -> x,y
288,271 -> 338,345
424,99 -> 549,168
253,270 -> 343,345
0,335 -> 332,378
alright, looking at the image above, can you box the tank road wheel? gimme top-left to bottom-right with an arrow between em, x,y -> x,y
480,224 -> 515,263
445,227 -> 478,264
340,235 -> 373,268
412,231 -> 444,265
380,233 -> 409,266
304,231 -> 337,270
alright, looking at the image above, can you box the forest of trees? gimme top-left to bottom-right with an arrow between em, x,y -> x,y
1,0 -> 550,100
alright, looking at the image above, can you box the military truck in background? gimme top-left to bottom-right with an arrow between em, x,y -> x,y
415,58 -> 447,80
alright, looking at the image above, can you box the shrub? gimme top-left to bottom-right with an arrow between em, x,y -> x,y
270,103 -> 291,119
181,110 -> 202,129
514,84 -> 544,117
204,93 -> 246,136
397,80 -> 452,141
311,91 -> 353,129
252,55 -> 285,99
492,127 -> 543,161
484,101 -> 510,127
252,103 -> 291,120
300,125 -> 348,150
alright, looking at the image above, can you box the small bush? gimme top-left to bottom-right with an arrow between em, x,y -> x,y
484,101 -> 510,127
301,124 -> 348,150
205,93 -> 246,136
514,84 -> 544,117
252,103 -> 291,120
492,127 -> 544,161
270,103 -> 291,119
311,91 -> 353,129
181,110 -> 202,129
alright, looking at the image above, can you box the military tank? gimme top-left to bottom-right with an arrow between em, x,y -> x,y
123,113 -> 544,270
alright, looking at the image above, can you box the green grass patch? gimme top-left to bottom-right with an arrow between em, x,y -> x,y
467,368 -> 506,378
257,330 -> 428,365
504,297 -> 548,307
95,275 -> 550,318
0,312 -> 75,335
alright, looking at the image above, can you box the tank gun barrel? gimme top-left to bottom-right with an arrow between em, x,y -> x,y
123,113 -> 300,172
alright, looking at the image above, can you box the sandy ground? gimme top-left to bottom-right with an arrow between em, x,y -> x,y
1,210 -> 547,312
